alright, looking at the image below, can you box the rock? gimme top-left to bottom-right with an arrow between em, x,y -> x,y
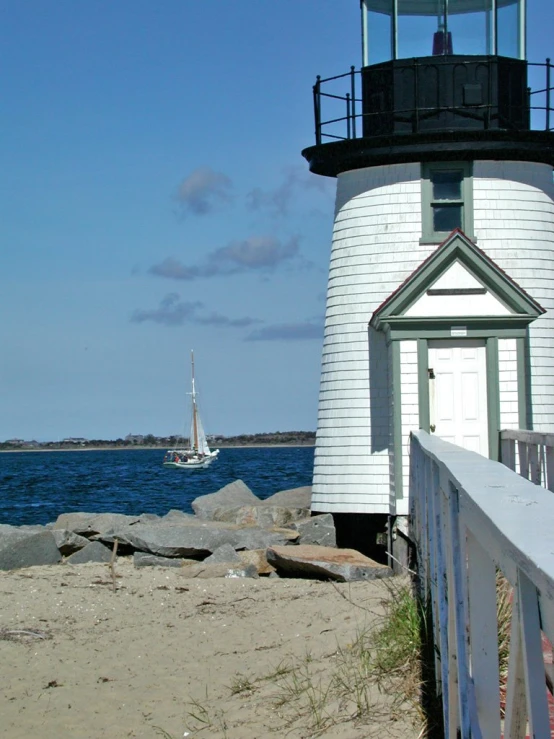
52,529 -> 91,555
293,514 -> 336,547
204,544 -> 241,564
260,486 -> 312,510
177,562 -> 259,579
133,552 -> 193,568
137,513 -> 160,523
160,509 -> 195,523
210,505 -> 309,528
66,541 -> 114,564
192,480 -> 260,520
266,545 -> 392,582
233,526 -> 299,550
0,524 -> 46,551
0,531 -> 62,571
237,549 -> 276,575
96,520 -> 298,558
52,512 -> 142,536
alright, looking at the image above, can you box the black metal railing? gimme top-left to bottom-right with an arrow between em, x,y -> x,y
312,57 -> 553,145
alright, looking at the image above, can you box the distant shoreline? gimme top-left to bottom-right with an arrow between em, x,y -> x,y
0,443 -> 315,453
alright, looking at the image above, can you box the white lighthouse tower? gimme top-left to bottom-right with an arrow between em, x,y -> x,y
303,0 -> 554,556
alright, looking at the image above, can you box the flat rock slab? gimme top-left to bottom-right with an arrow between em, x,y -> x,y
0,531 -> 62,571
177,562 -> 259,579
191,480 -> 260,520
133,552 -> 193,568
53,512 -> 144,536
267,545 -> 392,582
97,521 -> 298,558
66,541 -> 113,564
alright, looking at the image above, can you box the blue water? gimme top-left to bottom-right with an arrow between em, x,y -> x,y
0,447 -> 315,527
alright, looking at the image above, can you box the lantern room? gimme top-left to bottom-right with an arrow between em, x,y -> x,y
361,0 -> 526,64
358,0 -> 529,137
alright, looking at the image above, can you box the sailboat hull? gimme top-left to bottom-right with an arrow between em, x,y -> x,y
163,449 -> 219,470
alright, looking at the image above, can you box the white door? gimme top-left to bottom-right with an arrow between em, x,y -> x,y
428,340 -> 489,456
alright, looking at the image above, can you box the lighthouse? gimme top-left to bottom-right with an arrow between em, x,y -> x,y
303,0 -> 554,557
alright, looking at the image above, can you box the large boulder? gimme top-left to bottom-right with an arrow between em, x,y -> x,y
0,524 -> 46,552
293,514 -> 336,547
209,505 -> 309,528
0,531 -> 62,571
66,541 -> 114,564
260,486 -> 312,510
191,480 -> 260,520
266,545 -> 392,582
95,520 -> 298,558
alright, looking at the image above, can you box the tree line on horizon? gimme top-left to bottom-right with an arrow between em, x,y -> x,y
0,430 -> 316,450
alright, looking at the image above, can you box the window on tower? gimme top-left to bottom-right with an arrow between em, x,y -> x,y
421,162 -> 473,243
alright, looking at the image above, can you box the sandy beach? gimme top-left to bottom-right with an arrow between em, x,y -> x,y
0,560 -> 420,738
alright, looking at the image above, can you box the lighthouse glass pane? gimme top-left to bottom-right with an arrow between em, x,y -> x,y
397,0 -> 445,59
497,1 -> 520,58
447,0 -> 492,55
367,6 -> 393,64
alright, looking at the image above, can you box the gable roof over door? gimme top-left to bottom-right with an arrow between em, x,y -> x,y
370,229 -> 545,332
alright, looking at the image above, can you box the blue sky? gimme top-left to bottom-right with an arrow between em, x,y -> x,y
1,1 -> 551,441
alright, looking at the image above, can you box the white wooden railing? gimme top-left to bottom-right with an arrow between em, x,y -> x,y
500,429 -> 554,492
410,430 -> 554,739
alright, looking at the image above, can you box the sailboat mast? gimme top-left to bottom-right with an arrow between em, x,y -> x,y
191,350 -> 199,451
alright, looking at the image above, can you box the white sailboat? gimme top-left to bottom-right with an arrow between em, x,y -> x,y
163,351 -> 219,470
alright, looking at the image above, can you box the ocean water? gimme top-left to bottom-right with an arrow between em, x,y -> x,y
0,446 -> 315,527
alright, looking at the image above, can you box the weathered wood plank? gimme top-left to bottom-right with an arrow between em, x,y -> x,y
466,530 -> 501,739
518,571 -> 551,739
503,586 -> 528,739
501,429 -> 554,448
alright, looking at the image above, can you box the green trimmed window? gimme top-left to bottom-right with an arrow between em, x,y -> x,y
422,162 -> 473,242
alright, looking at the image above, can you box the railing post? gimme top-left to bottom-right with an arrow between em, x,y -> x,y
501,436 -> 516,472
546,58 -> 551,131
546,445 -> 554,492
350,66 -> 357,139
413,58 -> 420,133
528,444 -> 541,485
517,440 -> 529,479
346,93 -> 351,139
313,76 -> 321,145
